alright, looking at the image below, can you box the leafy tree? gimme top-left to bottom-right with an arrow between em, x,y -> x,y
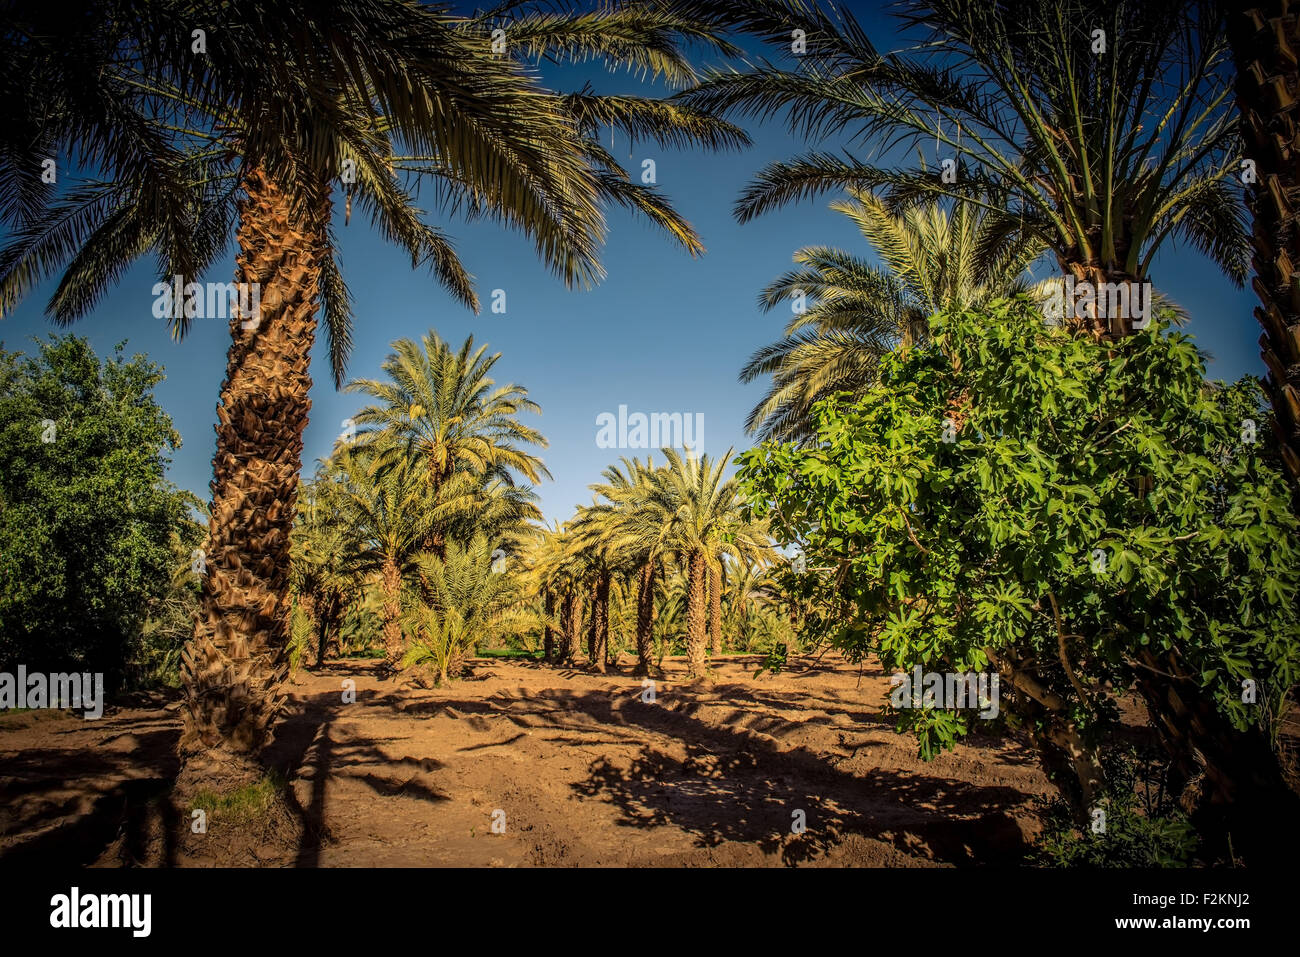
738,298 -> 1300,862
0,335 -> 195,690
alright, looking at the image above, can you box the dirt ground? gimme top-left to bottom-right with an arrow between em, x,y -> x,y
0,654 -> 1059,867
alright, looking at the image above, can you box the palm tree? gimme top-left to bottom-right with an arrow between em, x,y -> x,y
2,0 -> 748,789
291,473 -> 360,668
347,332 -> 549,559
403,534 -> 526,686
640,448 -> 771,679
531,523 -> 589,667
682,0 -> 1248,338
743,190 -> 1045,441
331,449 -> 432,673
1223,2 -> 1300,481
587,457 -> 672,676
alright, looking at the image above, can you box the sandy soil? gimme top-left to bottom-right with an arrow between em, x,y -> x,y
0,654 -> 1058,867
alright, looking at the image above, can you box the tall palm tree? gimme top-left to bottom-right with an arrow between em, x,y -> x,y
2,0 -> 747,789
587,456 -> 672,676
347,331 -> 549,559
331,449 -> 432,673
1223,2 -> 1300,481
742,190 -> 1045,441
682,0 -> 1248,338
532,522 -> 589,667
640,448 -> 771,679
291,472 -> 360,667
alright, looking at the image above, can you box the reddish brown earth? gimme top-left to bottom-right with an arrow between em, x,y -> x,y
0,654 -> 1057,867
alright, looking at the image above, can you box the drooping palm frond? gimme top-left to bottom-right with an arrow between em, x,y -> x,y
679,0 -> 1248,325
742,190 -> 1046,442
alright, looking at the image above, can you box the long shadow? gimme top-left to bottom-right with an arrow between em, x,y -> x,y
0,713 -> 181,867
270,682 -> 457,866
387,681 -> 1042,865
559,688 -> 1036,865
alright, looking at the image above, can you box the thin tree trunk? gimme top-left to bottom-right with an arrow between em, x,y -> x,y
542,588 -> 555,663
178,166 -> 328,794
708,560 -> 723,657
685,548 -> 708,679
634,560 -> 655,677
588,568 -> 610,675
987,647 -> 1105,824
313,593 -> 338,668
560,590 -> 583,665
379,556 -> 404,671
1226,3 -> 1300,483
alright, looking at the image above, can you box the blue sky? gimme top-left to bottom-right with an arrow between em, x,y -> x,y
0,2 -> 1263,524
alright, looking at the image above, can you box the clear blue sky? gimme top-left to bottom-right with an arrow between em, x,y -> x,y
0,2 -> 1262,524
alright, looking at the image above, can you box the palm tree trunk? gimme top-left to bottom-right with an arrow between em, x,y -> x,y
1227,3 -> 1300,483
1134,647 -> 1300,865
1060,260 -> 1143,340
379,556 -> 404,670
685,548 -> 708,679
561,590 -> 584,665
634,560 -> 655,676
708,560 -> 723,657
588,568 -> 610,674
178,166 -> 328,794
315,593 -> 340,668
542,588 -> 556,663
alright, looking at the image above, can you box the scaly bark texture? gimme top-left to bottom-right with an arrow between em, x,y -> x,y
634,560 -> 655,677
1060,261 -> 1142,339
1227,4 -> 1300,482
178,167 -> 328,794
708,561 -> 723,657
1134,647 -> 1300,866
685,548 -> 708,679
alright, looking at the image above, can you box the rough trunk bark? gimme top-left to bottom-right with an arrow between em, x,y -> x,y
1134,647 -> 1300,866
708,560 -> 723,657
1226,3 -> 1300,483
685,548 -> 708,679
1058,260 -> 1144,340
634,560 -> 655,677
178,166 -> 328,795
